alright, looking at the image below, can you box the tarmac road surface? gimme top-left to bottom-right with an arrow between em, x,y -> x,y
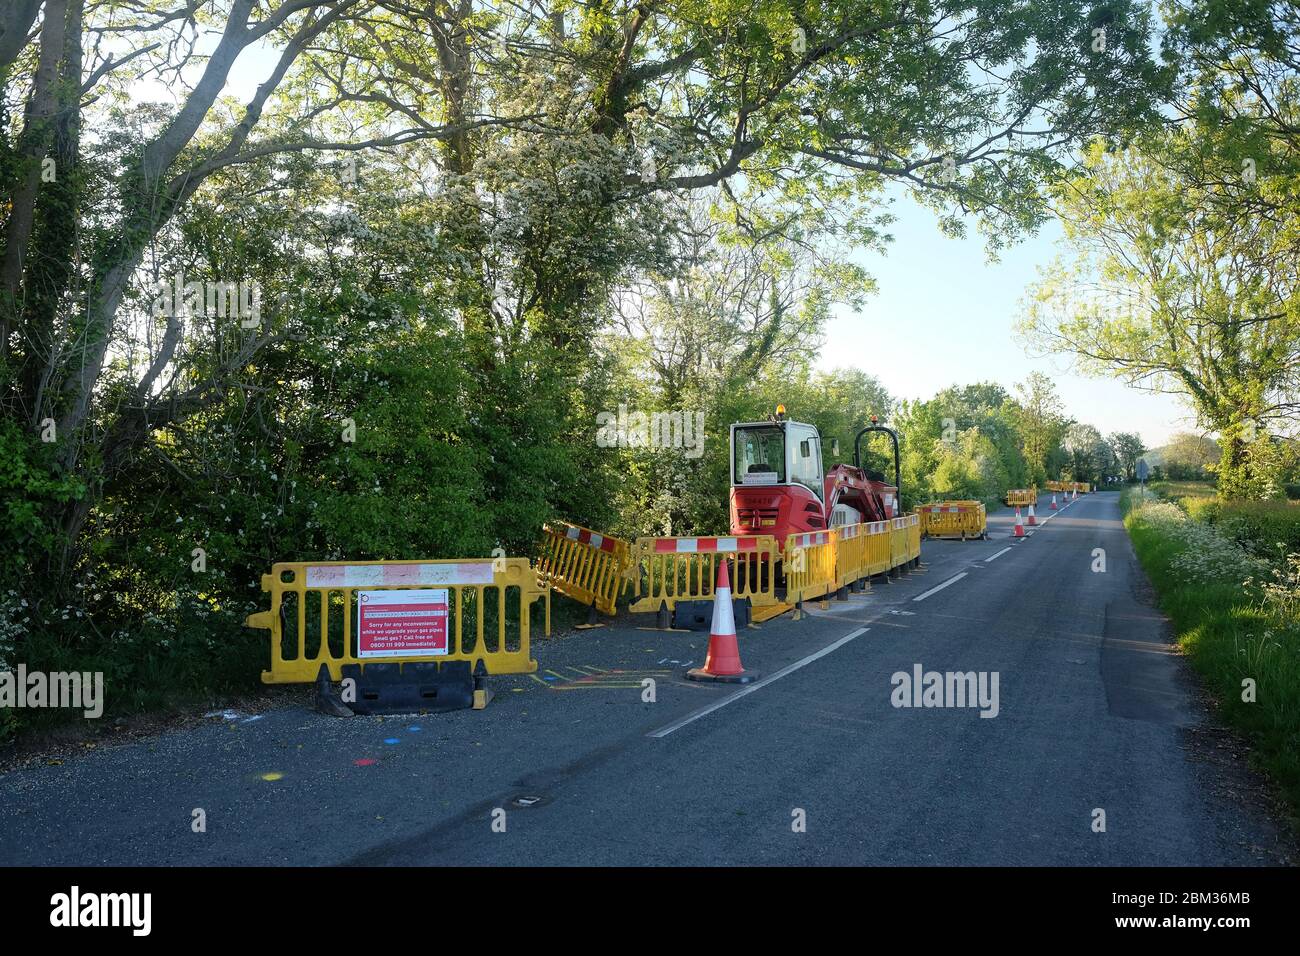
0,493 -> 1288,865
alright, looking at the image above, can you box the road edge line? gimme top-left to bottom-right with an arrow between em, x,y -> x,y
647,627 -> 870,739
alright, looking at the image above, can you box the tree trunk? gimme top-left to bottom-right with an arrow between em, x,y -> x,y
0,0 -> 41,80
18,0 -> 81,425
52,0 -> 260,460
1216,433 -> 1248,499
0,0 -> 68,364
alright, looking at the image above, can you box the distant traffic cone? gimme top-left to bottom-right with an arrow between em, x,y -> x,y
1050,494 -> 1058,510
1027,503 -> 1037,526
1013,507 -> 1026,538
687,560 -> 757,684
1072,488 -> 1078,501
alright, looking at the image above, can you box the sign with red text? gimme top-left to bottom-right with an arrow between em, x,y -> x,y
356,589 -> 449,658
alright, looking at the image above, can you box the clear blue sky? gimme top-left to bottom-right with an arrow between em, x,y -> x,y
818,190 -> 1194,449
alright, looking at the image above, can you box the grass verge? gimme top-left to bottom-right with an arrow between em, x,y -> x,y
1122,487 -> 1300,829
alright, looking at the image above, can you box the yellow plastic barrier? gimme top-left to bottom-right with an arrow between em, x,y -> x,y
905,514 -> 921,562
629,534 -> 779,614
536,521 -> 633,616
833,521 -> 892,589
888,514 -> 921,568
784,530 -> 837,605
832,524 -> 866,590
629,521 -> 922,621
865,521 -> 894,576
247,558 -> 544,684
918,501 -> 987,540
1047,480 -> 1089,494
1005,487 -> 1038,507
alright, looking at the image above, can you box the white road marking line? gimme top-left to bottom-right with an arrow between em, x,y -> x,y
647,627 -> 870,738
911,571 -> 969,602
984,547 -> 1012,562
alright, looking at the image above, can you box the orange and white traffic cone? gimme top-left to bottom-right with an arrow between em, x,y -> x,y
1050,494 -> 1058,510
1027,503 -> 1037,526
1013,507 -> 1026,538
687,560 -> 757,684
1072,488 -> 1078,501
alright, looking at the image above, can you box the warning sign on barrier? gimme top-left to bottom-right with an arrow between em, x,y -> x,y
357,589 -> 449,658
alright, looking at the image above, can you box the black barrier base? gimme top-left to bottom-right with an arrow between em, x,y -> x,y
673,597 -> 751,631
315,663 -> 355,717
340,661 -> 475,715
575,601 -> 605,629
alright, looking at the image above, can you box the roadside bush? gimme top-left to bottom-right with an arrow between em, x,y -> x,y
1181,499 -> 1300,560
0,418 -> 86,583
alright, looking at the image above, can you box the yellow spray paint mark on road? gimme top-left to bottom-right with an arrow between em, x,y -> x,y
543,668 -> 676,691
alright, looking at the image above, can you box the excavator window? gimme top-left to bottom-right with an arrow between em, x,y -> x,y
789,425 -> 824,500
733,425 -> 785,484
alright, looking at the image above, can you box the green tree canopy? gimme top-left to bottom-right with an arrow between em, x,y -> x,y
1021,135 -> 1300,497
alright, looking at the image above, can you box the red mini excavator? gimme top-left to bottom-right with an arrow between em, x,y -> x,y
729,406 -> 901,542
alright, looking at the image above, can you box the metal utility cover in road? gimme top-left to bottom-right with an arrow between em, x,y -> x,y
357,589 -> 449,658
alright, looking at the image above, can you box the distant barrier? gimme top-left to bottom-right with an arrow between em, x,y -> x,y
1047,480 -> 1090,494
918,501 -> 987,540
247,559 -> 544,684
1005,487 -> 1038,507
536,521 -> 633,616
629,535 -> 780,614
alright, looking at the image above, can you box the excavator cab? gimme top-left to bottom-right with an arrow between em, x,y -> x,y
732,419 -> 823,490
731,416 -> 823,537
